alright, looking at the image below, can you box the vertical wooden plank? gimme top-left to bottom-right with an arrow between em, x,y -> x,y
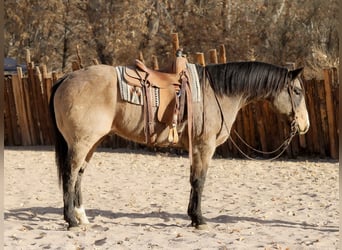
93,59 -> 99,65
24,63 -> 39,145
30,65 -> 43,144
323,69 -> 338,159
247,104 -> 256,152
5,76 -> 21,145
38,66 -> 53,145
11,72 -> 31,145
28,62 -> 40,144
4,77 -> 15,145
283,119 -> 293,157
266,103 -> 282,153
195,52 -> 205,66
72,61 -> 80,71
138,51 -> 145,64
26,49 -> 31,64
218,44 -> 227,63
241,106 -> 252,155
171,32 -> 179,56
209,49 -> 218,64
331,69 -> 339,155
17,67 -> 33,145
316,80 -> 328,156
52,71 -> 59,83
291,132 -> 300,158
235,110 -> 245,157
35,66 -> 46,144
303,79 -> 317,153
76,44 -> 83,68
255,103 -> 268,153
152,55 -> 159,70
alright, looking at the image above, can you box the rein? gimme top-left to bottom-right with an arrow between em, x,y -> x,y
229,120 -> 298,161
212,70 -> 300,161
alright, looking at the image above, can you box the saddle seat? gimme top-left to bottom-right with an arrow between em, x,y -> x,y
122,54 -> 191,145
124,57 -> 188,89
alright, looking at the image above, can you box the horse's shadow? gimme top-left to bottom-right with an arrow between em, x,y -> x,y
4,206 -> 338,233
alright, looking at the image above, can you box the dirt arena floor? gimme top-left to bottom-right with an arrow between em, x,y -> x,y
4,146 -> 339,249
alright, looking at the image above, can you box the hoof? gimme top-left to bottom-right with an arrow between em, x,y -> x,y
68,226 -> 81,232
79,219 -> 90,226
196,224 -> 209,230
68,224 -> 88,232
188,221 -> 209,230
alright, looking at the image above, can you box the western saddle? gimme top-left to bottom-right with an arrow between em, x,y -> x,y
122,50 -> 193,148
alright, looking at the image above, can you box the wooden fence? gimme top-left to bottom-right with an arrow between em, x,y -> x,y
4,51 -> 339,159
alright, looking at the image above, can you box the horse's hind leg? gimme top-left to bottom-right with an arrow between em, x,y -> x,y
62,143 -> 92,229
73,142 -> 102,225
74,167 -> 89,225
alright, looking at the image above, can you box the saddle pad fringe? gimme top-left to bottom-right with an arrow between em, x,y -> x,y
115,66 -> 159,106
186,63 -> 201,102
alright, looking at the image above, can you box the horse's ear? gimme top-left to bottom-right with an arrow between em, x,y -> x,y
289,67 -> 304,79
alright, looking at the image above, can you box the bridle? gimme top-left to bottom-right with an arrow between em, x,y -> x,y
219,72 -> 303,161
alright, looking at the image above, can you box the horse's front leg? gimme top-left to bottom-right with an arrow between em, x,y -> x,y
187,141 -> 215,229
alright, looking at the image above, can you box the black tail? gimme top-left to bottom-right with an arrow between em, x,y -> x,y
49,76 -> 69,187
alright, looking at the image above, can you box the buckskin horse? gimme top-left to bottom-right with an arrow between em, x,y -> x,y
49,58 -> 309,230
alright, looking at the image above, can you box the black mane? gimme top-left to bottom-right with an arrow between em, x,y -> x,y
196,61 -> 289,100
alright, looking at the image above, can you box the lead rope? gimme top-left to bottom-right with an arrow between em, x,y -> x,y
214,72 -> 299,161
228,120 -> 298,161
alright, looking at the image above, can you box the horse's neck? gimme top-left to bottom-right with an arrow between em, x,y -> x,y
219,95 -> 246,126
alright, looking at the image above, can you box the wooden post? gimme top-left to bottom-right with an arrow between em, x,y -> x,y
209,49 -> 218,64
41,64 -> 48,79
152,55 -> 159,70
72,61 -> 80,71
12,68 -> 31,145
35,66 -> 42,83
218,44 -> 226,63
195,52 -> 205,66
4,78 -> 15,145
171,32 -> 179,56
26,49 -> 31,64
255,103 -> 268,153
40,64 -> 53,145
6,75 -> 21,145
241,107 -> 251,154
34,66 -> 46,144
138,51 -> 145,64
14,67 -> 31,143
323,69 -> 338,159
92,59 -> 99,65
26,61 -> 40,145
316,79 -> 329,156
52,71 -> 59,83
76,44 -> 83,68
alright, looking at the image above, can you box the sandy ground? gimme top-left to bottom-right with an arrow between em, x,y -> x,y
4,146 -> 339,249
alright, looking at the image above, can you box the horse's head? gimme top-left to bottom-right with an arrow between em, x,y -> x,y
272,68 -> 310,135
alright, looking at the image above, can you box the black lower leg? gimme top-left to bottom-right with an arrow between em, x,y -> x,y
63,174 -> 78,228
187,177 -> 206,226
74,169 -> 84,208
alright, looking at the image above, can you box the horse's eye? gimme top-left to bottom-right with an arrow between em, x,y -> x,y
293,87 -> 301,96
